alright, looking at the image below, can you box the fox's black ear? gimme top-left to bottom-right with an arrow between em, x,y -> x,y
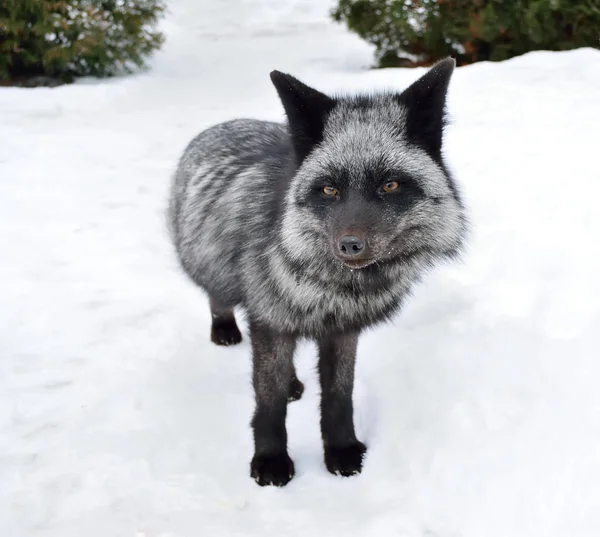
397,57 -> 455,157
270,70 -> 336,163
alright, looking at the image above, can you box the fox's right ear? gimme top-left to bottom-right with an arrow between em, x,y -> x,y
270,71 -> 336,163
397,57 -> 455,157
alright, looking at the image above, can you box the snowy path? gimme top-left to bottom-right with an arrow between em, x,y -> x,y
2,1 -> 600,536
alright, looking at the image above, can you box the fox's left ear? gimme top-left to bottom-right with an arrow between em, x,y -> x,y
397,57 -> 455,156
270,71 -> 336,163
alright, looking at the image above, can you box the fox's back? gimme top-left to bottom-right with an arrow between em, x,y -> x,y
169,119 -> 293,305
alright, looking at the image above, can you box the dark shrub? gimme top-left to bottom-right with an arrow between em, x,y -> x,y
332,0 -> 600,67
0,0 -> 165,85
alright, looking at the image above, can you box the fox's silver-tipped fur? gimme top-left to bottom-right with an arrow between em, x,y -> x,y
168,58 -> 467,486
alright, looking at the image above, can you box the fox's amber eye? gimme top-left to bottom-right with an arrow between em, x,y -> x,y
382,181 -> 400,193
322,186 -> 338,197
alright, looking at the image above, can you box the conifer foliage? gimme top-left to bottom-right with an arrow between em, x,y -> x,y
0,0 -> 165,85
332,0 -> 600,68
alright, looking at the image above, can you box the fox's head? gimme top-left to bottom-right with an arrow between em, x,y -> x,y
272,59 -> 466,273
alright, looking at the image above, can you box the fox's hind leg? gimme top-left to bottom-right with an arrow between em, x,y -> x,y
209,297 -> 242,346
288,374 -> 304,402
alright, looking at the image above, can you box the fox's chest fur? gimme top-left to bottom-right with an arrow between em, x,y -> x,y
240,244 -> 422,336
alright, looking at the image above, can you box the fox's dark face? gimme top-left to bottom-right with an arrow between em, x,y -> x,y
272,60 -> 465,272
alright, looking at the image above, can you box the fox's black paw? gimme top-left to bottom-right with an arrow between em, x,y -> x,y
250,453 -> 295,487
288,377 -> 304,402
211,320 -> 242,346
324,441 -> 367,477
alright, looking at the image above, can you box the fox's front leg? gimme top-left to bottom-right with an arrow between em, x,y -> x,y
249,322 -> 297,486
318,331 -> 366,476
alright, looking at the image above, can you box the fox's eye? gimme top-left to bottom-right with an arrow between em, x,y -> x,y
382,181 -> 400,193
322,186 -> 338,197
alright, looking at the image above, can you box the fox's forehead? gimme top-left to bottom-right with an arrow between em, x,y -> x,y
320,104 -> 407,177
297,97 -> 449,196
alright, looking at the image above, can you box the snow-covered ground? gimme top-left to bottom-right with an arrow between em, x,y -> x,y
2,0 -> 600,535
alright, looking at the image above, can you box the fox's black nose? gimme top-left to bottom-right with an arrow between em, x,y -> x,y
338,235 -> 365,257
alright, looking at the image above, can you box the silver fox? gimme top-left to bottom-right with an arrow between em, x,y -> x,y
168,58 -> 466,486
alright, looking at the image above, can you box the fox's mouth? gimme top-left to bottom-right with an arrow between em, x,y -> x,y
341,258 -> 376,269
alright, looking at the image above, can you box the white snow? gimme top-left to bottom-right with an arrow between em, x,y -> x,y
2,1 -> 600,536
